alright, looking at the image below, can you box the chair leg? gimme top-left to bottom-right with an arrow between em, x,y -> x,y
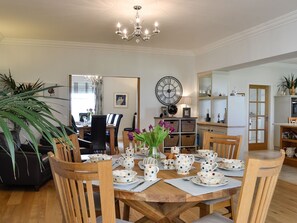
123,203 -> 130,221
115,199 -> 121,219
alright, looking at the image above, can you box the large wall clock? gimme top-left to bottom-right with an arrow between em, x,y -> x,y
155,76 -> 183,105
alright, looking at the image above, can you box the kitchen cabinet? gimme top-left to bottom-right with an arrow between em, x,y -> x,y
279,125 -> 297,167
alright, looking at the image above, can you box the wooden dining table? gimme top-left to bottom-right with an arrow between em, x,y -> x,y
112,159 -> 241,223
77,124 -> 116,155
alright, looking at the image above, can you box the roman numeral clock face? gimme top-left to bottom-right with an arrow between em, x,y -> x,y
155,76 -> 183,105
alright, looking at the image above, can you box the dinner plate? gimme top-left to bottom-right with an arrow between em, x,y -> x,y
218,163 -> 244,171
191,176 -> 229,187
113,177 -> 140,186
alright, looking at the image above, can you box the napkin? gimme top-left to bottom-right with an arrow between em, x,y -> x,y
92,178 -> 161,193
164,177 -> 241,196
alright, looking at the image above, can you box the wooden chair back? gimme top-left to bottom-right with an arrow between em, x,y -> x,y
202,132 -> 242,159
235,150 -> 285,223
288,117 -> 297,123
55,133 -> 81,163
48,152 -> 116,223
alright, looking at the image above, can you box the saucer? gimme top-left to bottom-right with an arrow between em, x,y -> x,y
218,163 -> 244,171
113,178 -> 140,186
191,176 -> 229,187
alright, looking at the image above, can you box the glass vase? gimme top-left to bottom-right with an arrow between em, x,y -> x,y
148,146 -> 161,160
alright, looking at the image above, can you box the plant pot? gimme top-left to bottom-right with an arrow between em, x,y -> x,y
290,87 -> 296,95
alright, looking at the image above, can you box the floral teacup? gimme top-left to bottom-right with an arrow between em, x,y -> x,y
200,161 -> 218,172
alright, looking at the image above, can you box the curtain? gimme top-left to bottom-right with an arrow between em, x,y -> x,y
94,76 -> 103,115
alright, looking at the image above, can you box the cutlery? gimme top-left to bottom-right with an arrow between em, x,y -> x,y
130,180 -> 145,191
182,176 -> 194,181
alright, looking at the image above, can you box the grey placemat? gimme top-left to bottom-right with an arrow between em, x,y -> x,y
92,178 -> 161,192
164,177 -> 241,196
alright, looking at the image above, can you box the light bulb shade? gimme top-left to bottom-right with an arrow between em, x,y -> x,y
179,96 -> 192,106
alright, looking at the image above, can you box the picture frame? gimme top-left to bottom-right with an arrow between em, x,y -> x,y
183,107 -> 191,117
161,106 -> 168,117
114,93 -> 128,108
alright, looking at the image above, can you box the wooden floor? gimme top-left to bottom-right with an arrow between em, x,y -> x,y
0,179 -> 296,223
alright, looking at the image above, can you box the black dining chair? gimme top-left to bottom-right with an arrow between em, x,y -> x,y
106,114 -> 123,151
106,113 -> 116,125
91,115 -> 107,154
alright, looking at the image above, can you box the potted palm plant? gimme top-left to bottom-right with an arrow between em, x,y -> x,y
278,74 -> 297,95
0,72 -> 70,175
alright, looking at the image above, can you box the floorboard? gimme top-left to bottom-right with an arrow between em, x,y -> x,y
0,178 -> 296,222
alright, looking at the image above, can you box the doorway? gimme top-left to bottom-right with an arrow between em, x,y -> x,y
69,75 -> 140,137
248,85 -> 269,150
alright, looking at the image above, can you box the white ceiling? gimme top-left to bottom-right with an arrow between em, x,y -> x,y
1,0 -> 297,53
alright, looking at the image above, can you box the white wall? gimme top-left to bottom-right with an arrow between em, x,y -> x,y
195,12 -> 297,73
103,77 -> 138,136
0,41 -> 196,138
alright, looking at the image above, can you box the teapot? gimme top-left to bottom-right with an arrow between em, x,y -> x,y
175,154 -> 195,175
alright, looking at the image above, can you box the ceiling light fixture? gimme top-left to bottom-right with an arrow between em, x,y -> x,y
115,5 -> 160,43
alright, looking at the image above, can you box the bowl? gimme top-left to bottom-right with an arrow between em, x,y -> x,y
197,171 -> 225,185
112,170 -> 137,183
197,149 -> 214,158
221,159 -> 244,169
88,154 -> 112,162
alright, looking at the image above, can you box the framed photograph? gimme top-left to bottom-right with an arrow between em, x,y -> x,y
114,93 -> 128,108
183,107 -> 191,117
161,106 -> 168,117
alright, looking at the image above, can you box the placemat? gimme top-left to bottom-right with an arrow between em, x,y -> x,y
164,177 -> 241,196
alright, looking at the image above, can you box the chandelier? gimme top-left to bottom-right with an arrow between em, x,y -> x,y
115,5 -> 160,43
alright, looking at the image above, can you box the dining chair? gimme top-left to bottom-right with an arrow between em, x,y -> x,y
53,133 -> 121,219
107,113 -> 116,125
107,114 -> 123,153
91,115 -> 107,154
54,133 -> 82,162
194,149 -> 285,223
48,152 -> 130,223
198,132 -> 242,219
